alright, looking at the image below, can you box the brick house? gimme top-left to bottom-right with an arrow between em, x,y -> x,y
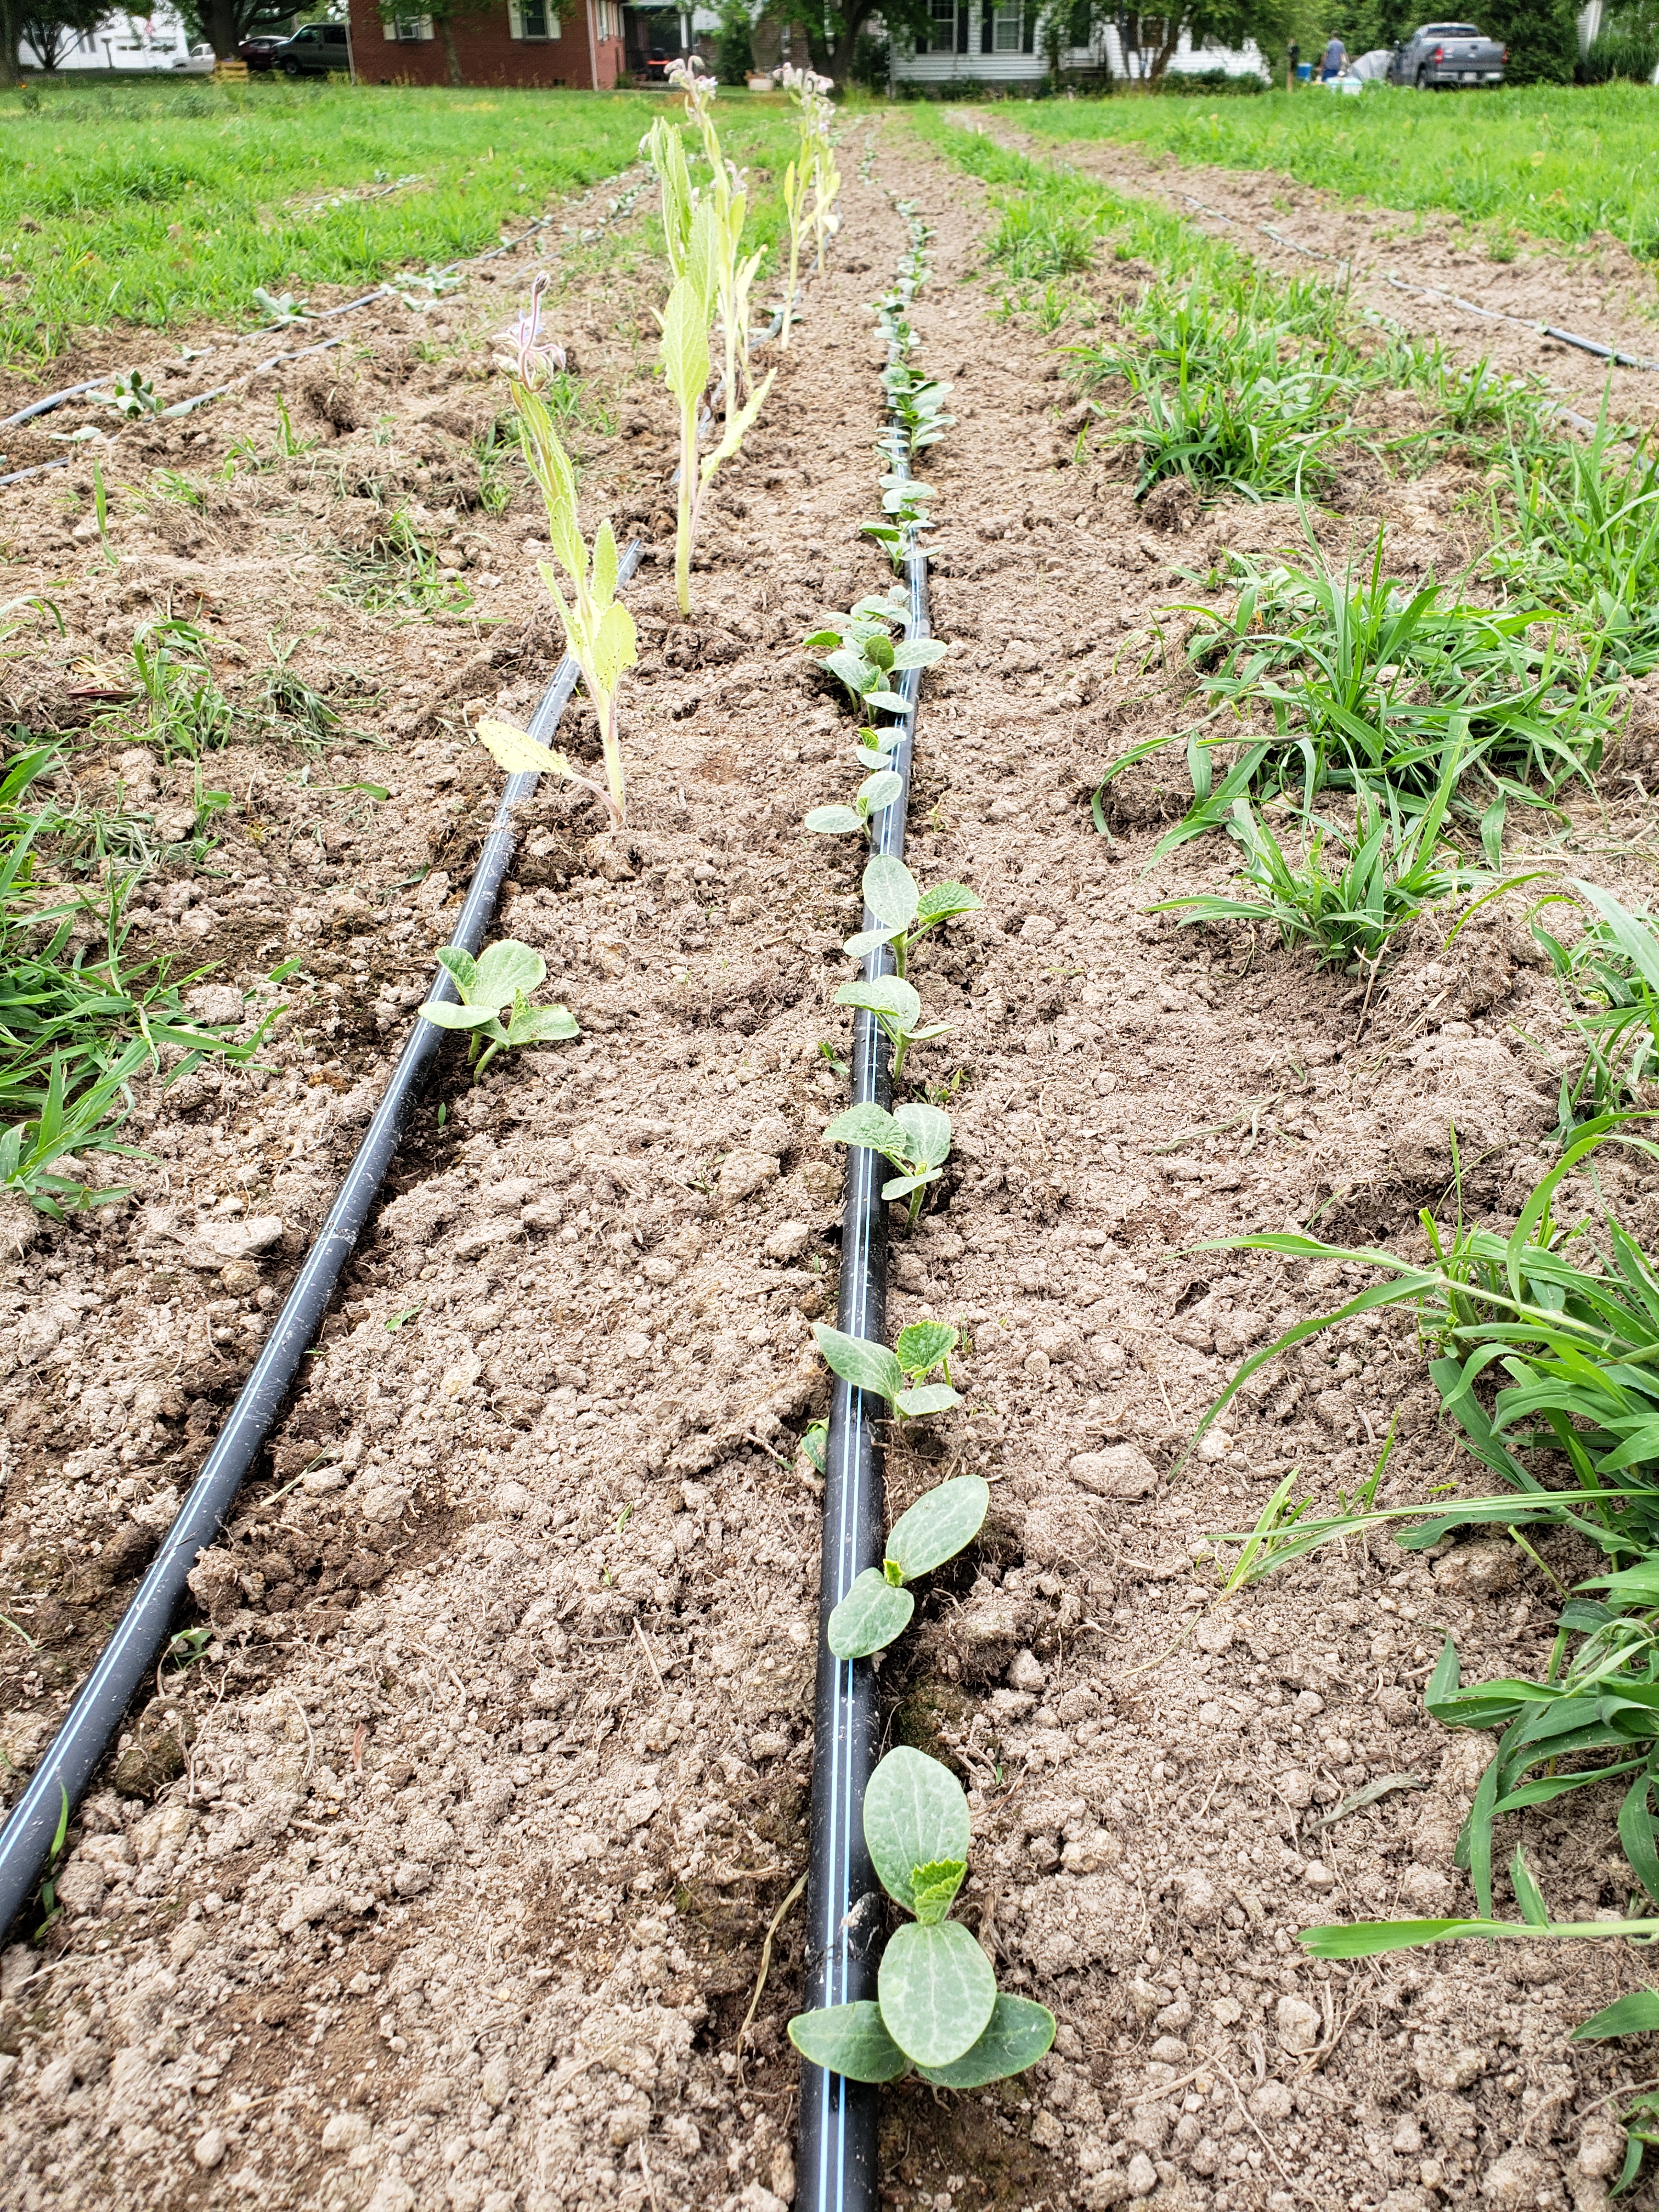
348,0 -> 628,88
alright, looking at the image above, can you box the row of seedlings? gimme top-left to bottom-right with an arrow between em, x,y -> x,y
782,210 -> 1062,2176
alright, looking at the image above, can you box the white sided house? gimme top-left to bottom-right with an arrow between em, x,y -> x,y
20,4 -> 215,70
889,1 -> 1266,86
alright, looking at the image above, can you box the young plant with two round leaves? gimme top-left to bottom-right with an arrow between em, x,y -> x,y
821,1098 -> 951,1226
827,1474 -> 988,1660
809,595 -> 946,729
417,940 -> 578,1079
864,473 -> 937,573
844,854 -> 981,978
834,973 -> 950,1082
812,1317 -> 961,1421
473,275 -> 637,827
788,1747 -> 1055,2085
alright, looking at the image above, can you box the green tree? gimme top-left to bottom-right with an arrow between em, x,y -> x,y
374,0 -> 493,84
18,0 -> 104,69
1479,0 -> 1579,81
182,0 -> 317,63
715,0 -> 755,78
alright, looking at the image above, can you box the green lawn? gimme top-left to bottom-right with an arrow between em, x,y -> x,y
1014,83 -> 1659,263
0,80 -> 668,369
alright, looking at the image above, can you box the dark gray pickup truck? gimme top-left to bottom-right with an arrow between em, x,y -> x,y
1387,21 -> 1506,86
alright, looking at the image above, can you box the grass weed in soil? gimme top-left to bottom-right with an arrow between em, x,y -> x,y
3,109 -> 1659,2212
1018,81 -> 1659,264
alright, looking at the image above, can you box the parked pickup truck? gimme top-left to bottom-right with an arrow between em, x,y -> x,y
1387,21 -> 1506,86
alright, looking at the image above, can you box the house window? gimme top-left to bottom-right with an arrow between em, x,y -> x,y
992,3 -> 1022,49
917,0 -> 956,52
522,0 -> 548,31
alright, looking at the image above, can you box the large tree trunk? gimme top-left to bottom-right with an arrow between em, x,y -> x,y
0,0 -> 22,87
202,0 -> 242,62
441,14 -> 464,82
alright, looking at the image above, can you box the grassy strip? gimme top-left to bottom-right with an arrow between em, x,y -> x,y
1014,82 -> 1659,263
0,82 -> 656,369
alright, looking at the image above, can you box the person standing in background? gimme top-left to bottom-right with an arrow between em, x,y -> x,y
1322,31 -> 1347,76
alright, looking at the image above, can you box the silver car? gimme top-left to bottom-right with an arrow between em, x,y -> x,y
1387,21 -> 1506,86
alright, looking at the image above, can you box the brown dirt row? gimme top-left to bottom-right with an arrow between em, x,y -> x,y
994,120 -> 1659,435
0,112 -> 1656,2212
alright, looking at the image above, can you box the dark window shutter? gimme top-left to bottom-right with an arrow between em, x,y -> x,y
1022,3 -> 1035,49
981,3 -> 993,50
957,1 -> 969,50
916,21 -> 928,50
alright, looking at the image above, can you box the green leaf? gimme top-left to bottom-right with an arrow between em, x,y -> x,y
825,646 -> 877,698
895,1319 -> 958,1380
887,1476 -> 989,1583
787,2002 -> 910,2083
804,805 -> 864,836
1300,1917 -> 1515,1958
472,940 -> 547,1012
811,1323 -> 903,1409
914,881 -> 983,926
916,1995 -> 1057,2087
822,1102 -> 909,1165
1621,1775 -> 1659,1908
1510,1846 -> 1550,1928
895,1383 -> 962,1419
882,1169 -> 940,1203
864,855 -> 920,932
505,1002 -> 579,1047
877,1920 -> 997,2070
418,1002 -> 497,1031
893,1102 -> 951,1167
866,689 -> 912,715
864,1746 -> 970,1912
826,1568 -> 915,1660
844,926 -> 902,962
911,1859 -> 968,1925
435,946 -> 477,996
890,639 -> 948,670
836,975 -> 922,1029
803,629 -> 845,651
857,770 -> 904,815
1575,1991 -> 1659,2041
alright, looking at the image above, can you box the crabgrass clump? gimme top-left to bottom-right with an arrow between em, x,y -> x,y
789,1747 -> 1054,2084
1153,749 -> 1496,979
1534,882 -> 1659,1125
1108,531 -> 1616,857
0,743 -> 262,1209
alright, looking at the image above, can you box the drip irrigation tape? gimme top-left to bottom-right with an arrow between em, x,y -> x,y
0,204 -> 574,476
1384,272 -> 1659,371
0,540 -> 641,1940
795,234 -> 929,2212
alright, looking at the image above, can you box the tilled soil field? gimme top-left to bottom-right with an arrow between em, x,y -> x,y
3,115 -> 1659,2212
996,120 -> 1659,439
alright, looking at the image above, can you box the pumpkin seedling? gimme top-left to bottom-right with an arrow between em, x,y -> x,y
805,594 -> 947,724
827,1473 -> 989,1659
811,1317 -> 961,1421
821,1098 -> 951,1224
845,855 -> 981,978
788,1747 -> 1054,2084
804,766 -> 904,841
418,939 -> 578,1078
833,973 -> 950,1080
864,474 -> 936,572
